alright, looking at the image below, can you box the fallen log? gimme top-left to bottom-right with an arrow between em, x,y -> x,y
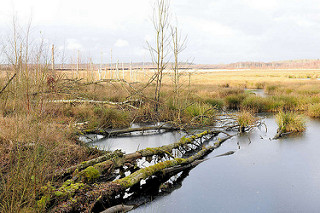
52,130 -> 222,181
49,135 -> 233,213
273,129 -> 294,139
83,125 -> 180,137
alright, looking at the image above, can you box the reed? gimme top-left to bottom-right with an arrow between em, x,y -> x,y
308,103 -> 320,118
276,111 -> 306,133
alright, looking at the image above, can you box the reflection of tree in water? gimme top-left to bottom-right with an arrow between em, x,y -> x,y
123,170 -> 191,208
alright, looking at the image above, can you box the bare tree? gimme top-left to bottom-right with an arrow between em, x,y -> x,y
171,25 -> 187,109
148,0 -> 171,112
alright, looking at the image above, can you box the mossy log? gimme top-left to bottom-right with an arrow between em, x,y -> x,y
53,130 -> 221,181
52,150 -> 126,181
83,125 -> 180,137
49,135 -> 232,213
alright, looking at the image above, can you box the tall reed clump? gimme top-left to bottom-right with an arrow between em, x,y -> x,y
276,111 -> 306,134
236,110 -> 256,133
185,102 -> 216,126
307,103 -> 320,118
241,95 -> 269,112
225,94 -> 246,110
205,98 -> 224,110
92,107 -> 130,129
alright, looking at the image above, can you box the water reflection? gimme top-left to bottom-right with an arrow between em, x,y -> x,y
131,116 -> 320,213
90,131 -> 184,154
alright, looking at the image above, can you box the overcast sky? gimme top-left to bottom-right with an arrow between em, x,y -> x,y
1,0 -> 320,64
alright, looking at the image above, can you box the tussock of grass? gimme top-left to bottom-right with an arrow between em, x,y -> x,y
205,98 -> 224,109
242,95 -> 269,112
276,111 -> 306,133
225,94 -> 247,110
236,110 -> 256,132
308,103 -> 320,118
185,103 -> 213,117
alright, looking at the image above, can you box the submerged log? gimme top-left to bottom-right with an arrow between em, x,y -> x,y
214,151 -> 235,158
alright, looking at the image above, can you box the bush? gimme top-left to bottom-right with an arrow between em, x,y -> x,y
276,111 -> 306,133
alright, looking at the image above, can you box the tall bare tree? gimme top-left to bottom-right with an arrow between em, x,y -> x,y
148,0 -> 171,112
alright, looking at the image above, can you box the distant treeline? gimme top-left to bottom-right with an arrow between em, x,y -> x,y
1,59 -> 320,70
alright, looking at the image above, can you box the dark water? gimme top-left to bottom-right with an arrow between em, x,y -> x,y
91,117 -> 320,213
132,116 -> 320,213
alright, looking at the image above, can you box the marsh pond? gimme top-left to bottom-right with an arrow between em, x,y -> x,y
87,115 -> 320,212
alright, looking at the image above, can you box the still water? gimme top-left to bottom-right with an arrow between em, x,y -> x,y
92,116 -> 320,213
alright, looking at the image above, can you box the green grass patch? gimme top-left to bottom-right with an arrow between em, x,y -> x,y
241,95 -> 269,112
276,111 -> 306,133
225,94 -> 247,110
236,110 -> 256,132
205,98 -> 224,109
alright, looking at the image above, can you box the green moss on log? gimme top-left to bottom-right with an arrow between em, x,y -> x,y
115,158 -> 187,188
78,166 -> 100,182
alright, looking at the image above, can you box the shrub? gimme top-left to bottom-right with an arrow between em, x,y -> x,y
276,111 -> 306,133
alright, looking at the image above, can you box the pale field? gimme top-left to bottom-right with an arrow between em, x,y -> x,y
1,68 -> 320,88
